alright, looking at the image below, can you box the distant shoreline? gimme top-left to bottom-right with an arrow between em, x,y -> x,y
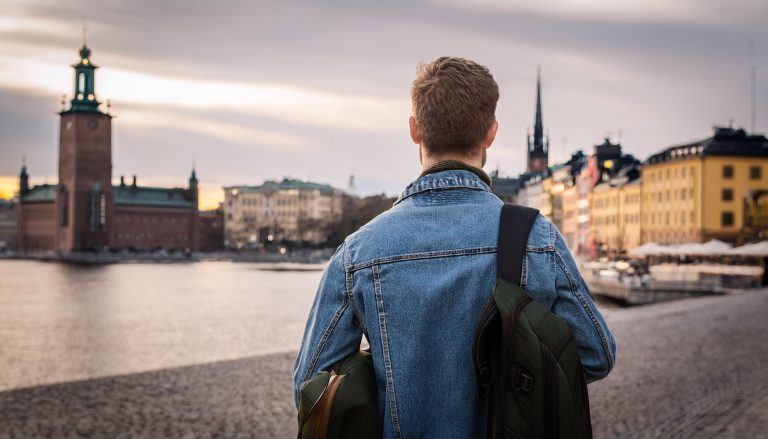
0,250 -> 334,265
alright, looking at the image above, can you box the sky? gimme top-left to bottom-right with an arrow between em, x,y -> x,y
0,0 -> 766,209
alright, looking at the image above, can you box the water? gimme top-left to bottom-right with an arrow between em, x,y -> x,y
0,260 -> 323,392
0,259 -> 619,393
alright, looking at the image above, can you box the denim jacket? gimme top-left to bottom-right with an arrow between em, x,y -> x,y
294,169 -> 616,438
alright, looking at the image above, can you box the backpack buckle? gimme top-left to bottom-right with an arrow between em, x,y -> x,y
518,373 -> 534,392
510,366 -> 534,393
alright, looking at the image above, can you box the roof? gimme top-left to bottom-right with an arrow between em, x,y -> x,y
490,175 -> 521,197
114,185 -> 196,209
226,178 -> 337,195
20,184 -> 56,203
646,127 -> 768,165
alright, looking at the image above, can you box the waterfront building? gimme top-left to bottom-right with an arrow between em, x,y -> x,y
15,43 -> 205,254
0,199 -> 15,251
588,166 -> 641,258
489,170 -> 521,203
641,127 -> 768,245
223,179 -> 343,248
618,176 -> 642,252
198,207 -> 224,252
589,182 -> 620,258
519,172 -> 547,211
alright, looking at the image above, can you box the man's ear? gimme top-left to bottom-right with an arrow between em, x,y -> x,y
482,120 -> 498,150
409,116 -> 422,145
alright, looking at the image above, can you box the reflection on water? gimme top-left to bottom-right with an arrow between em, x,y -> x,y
0,260 -> 323,391
0,259 -> 617,392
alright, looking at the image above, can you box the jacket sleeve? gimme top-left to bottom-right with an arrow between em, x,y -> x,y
551,227 -> 617,382
292,242 -> 362,408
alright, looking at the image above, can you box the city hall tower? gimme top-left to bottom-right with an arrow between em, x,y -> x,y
56,43 -> 114,251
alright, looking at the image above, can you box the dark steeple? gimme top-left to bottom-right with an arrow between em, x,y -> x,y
527,67 -> 549,173
188,168 -> 198,200
19,160 -> 29,196
66,35 -> 102,113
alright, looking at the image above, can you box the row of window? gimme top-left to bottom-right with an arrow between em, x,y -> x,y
116,233 -> 189,241
647,165 -> 762,183
647,189 -> 694,204
723,165 -> 762,179
649,166 -> 695,182
116,216 -> 189,224
22,208 -> 55,222
592,212 -> 641,227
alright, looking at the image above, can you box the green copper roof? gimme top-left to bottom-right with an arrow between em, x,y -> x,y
114,185 -> 196,209
226,178 -> 337,195
21,184 -> 56,203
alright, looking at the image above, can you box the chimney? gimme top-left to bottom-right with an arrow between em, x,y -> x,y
120,175 -> 125,187
132,175 -> 137,188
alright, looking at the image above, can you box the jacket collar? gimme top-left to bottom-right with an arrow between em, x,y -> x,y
395,164 -> 493,206
420,159 -> 492,186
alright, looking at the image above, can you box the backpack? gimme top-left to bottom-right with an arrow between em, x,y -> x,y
296,350 -> 380,439
472,204 -> 593,439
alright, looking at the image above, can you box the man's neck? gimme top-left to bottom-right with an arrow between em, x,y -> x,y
419,159 -> 492,186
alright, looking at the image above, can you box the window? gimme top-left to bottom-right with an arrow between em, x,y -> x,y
723,165 -> 734,178
681,189 -> 686,200
722,188 -> 733,201
750,166 -> 761,180
721,211 -> 734,227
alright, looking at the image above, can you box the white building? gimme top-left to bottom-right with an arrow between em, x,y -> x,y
223,179 -> 343,248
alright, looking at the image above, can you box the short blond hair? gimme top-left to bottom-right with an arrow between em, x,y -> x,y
411,57 -> 499,155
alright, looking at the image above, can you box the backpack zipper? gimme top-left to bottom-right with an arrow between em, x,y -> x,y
541,344 -> 558,438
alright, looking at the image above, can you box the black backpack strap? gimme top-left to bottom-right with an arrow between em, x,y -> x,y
497,204 -> 540,284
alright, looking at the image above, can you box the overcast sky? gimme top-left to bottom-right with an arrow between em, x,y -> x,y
1,0 -> 766,208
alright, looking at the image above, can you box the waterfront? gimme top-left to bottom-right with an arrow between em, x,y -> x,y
1,261 -> 766,438
0,260 -> 323,392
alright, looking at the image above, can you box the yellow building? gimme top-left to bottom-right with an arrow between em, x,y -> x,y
561,184 -> 578,250
618,179 -> 642,251
641,127 -> 768,245
589,182 -> 620,257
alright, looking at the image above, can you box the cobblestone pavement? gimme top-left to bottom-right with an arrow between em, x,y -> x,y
1,290 -> 766,438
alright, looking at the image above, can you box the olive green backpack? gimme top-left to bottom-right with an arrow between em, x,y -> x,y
296,350 -> 379,439
472,204 -> 593,439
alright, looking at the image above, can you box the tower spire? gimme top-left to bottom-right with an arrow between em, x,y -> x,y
66,37 -> 102,113
19,157 -> 29,196
534,66 -> 543,145
527,66 -> 549,173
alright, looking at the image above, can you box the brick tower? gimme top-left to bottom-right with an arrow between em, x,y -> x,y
56,43 -> 114,252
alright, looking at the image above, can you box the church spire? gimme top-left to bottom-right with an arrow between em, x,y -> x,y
19,158 -> 29,196
66,36 -> 102,113
533,66 -> 543,148
527,66 -> 549,173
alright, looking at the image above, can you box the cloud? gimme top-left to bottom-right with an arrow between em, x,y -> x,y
0,0 -> 766,194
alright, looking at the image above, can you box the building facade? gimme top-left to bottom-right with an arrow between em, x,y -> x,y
641,127 -> 768,245
0,199 -> 16,252
16,43 -> 202,255
223,179 -> 343,248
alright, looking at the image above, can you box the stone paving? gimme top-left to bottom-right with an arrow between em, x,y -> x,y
1,290 -> 766,438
